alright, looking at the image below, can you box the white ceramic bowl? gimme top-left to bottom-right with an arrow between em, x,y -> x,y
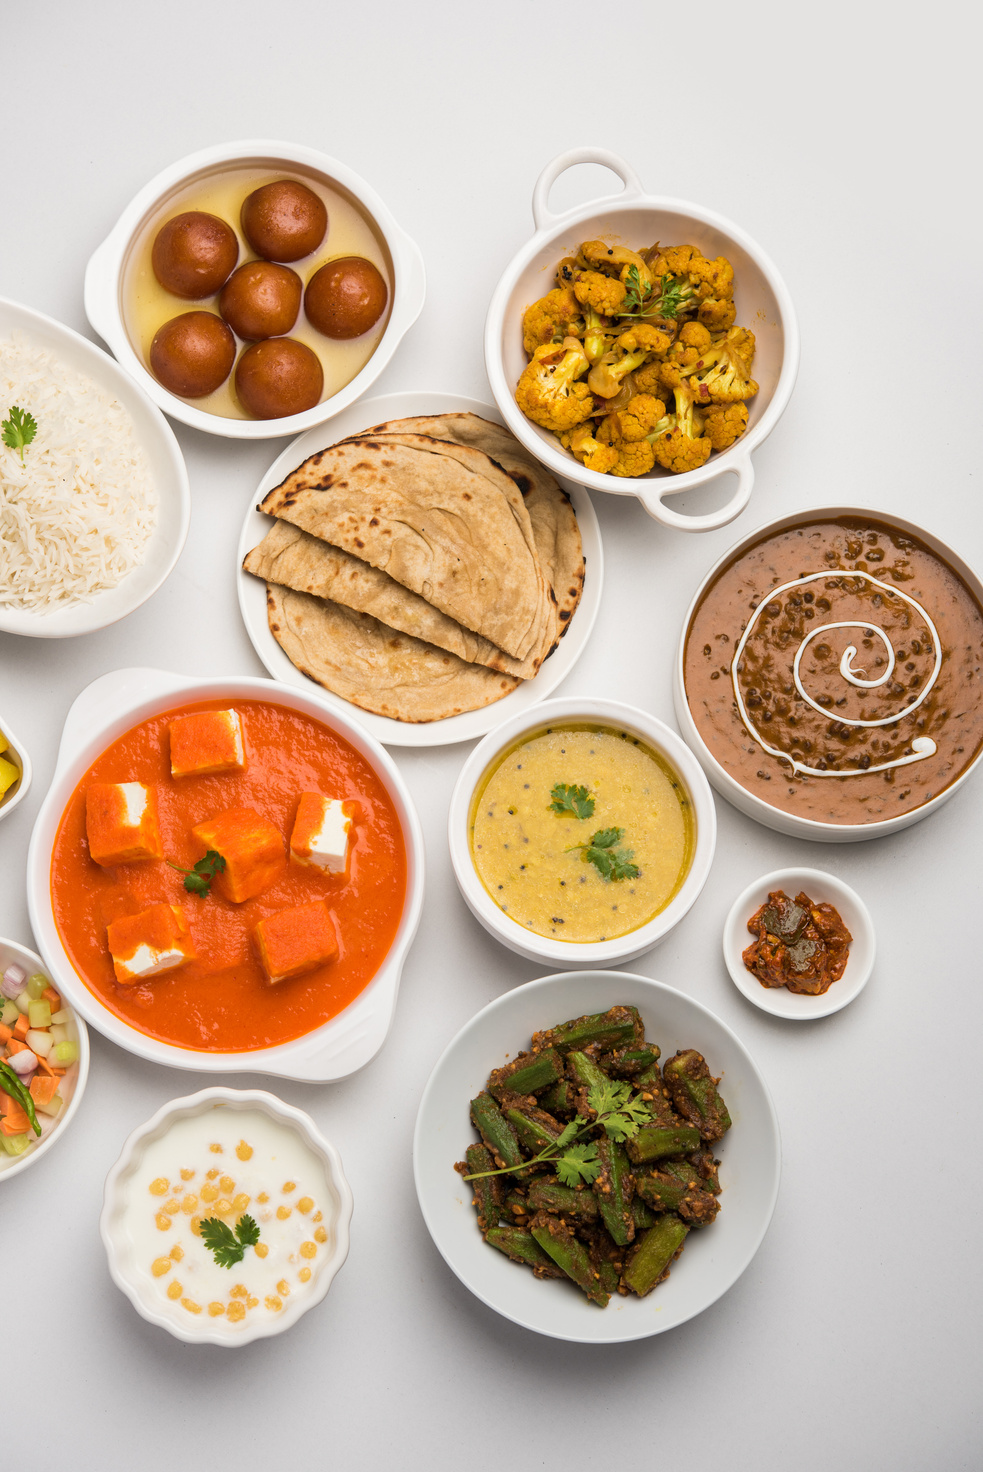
237,390 -> 604,747
0,936 -> 89,1181
448,697 -> 716,968
84,139 -> 426,440
484,147 -> 799,533
414,969 -> 780,1342
673,504 -> 983,843
26,667 -> 424,1080
723,868 -> 875,1020
100,1087 -> 352,1347
0,296 -> 190,638
0,708 -> 32,824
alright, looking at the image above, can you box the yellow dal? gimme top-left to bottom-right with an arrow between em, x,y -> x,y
470,725 -> 694,943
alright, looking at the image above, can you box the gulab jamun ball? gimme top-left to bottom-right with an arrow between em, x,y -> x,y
149,312 -> 236,397
219,261 -> 303,341
241,181 -> 328,263
235,338 -> 324,419
304,256 -> 389,340
151,212 -> 239,299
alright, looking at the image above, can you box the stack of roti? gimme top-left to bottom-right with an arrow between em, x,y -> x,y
244,414 -> 585,722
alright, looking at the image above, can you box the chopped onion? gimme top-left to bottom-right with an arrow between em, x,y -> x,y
1,965 -> 26,1000
26,1030 -> 53,1058
7,1049 -> 38,1077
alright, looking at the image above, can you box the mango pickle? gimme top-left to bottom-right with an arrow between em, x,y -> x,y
459,1006 -> 729,1308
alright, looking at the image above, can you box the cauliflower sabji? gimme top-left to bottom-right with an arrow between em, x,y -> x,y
516,238 -> 758,477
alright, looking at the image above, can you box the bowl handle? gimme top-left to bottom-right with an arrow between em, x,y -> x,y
634,450 -> 755,533
83,236 -> 119,347
532,149 -> 644,232
55,667 -> 187,772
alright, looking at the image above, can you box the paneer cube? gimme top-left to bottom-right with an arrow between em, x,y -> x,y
253,902 -> 338,985
289,794 -> 354,874
191,807 -> 285,903
107,904 -> 195,985
169,709 -> 246,778
86,782 -> 163,866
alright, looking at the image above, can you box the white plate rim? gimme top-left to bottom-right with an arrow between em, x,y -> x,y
236,391 -> 603,747
413,969 -> 781,1343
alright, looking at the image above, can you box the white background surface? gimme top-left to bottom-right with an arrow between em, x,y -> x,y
1,3 -> 980,1468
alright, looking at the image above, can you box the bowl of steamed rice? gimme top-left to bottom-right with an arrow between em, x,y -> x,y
0,296 -> 190,638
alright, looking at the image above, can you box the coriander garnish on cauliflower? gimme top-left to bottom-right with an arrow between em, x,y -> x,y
515,238 -> 758,477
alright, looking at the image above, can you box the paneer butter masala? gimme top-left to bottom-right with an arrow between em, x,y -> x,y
51,700 -> 406,1051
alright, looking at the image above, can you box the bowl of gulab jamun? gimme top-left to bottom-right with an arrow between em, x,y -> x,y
84,141 -> 426,438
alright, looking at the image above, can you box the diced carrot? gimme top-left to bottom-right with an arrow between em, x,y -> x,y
29,1075 -> 59,1107
0,1023 -> 12,1044
12,1014 -> 30,1041
1,1099 -> 30,1133
42,988 -> 61,1011
0,1093 -> 13,1115
34,1054 -> 58,1078
6,1038 -> 29,1054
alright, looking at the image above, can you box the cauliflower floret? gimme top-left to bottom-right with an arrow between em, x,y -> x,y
678,321 -> 713,353
580,241 -> 655,291
633,360 -> 667,395
617,323 -> 672,356
690,255 -> 735,300
723,325 -> 756,370
566,423 -> 619,475
521,287 -> 582,356
610,441 -> 656,478
651,386 -> 712,474
614,393 -> 667,442
698,296 -> 737,332
653,244 -> 703,277
687,335 -> 759,405
515,339 -> 593,434
572,269 -> 626,316
656,343 -> 701,392
702,401 -> 749,450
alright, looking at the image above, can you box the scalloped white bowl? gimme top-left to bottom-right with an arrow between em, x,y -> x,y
100,1087 -> 352,1346
0,708 -> 32,824
26,667 -> 424,1081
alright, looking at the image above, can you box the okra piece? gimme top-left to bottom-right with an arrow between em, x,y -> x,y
486,1226 -> 566,1278
463,1143 -> 505,1234
505,1102 -> 564,1155
596,1258 -> 621,1295
626,1123 -> 702,1164
663,1050 -> 732,1142
533,1006 -> 639,1056
470,1092 -> 524,1171
538,1079 -> 577,1117
504,1189 -> 532,1222
601,1044 -> 661,1078
593,1137 -> 635,1246
634,1067 -> 683,1125
565,1049 -> 611,1098
488,1048 -> 564,1100
635,1170 -> 719,1225
527,1179 -> 600,1223
664,1150 -> 721,1195
631,1196 -> 658,1232
529,1211 -> 610,1306
623,1215 -> 690,1297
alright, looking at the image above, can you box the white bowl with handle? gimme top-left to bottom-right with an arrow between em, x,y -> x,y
26,667 -> 424,1081
84,139 -> 426,440
484,147 -> 799,533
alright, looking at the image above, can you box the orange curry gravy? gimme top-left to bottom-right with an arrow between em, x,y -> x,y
51,699 -> 407,1050
683,516 -> 983,824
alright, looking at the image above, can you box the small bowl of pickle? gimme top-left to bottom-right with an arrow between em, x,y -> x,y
84,139 -> 425,439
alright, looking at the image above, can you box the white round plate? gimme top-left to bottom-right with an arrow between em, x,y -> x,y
723,868 -> 875,1020
413,969 -> 780,1342
236,392 -> 603,747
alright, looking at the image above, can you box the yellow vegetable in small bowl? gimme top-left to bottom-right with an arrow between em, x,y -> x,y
515,238 -> 758,480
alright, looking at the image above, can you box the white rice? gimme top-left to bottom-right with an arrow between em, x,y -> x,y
0,331 -> 157,610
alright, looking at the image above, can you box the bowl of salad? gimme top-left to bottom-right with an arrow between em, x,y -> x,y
0,936 -> 89,1180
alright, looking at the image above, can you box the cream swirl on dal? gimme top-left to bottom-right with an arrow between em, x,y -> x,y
733,570 -> 942,779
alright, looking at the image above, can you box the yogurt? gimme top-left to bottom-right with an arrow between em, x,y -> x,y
122,1105 -> 331,1331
